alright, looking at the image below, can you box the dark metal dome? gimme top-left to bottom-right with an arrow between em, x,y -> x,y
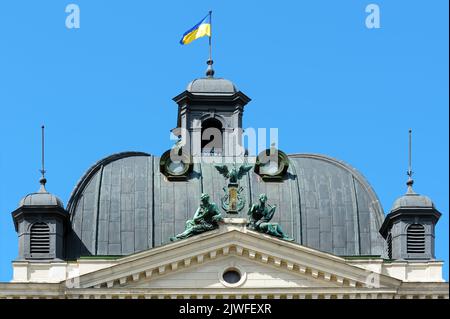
19,183 -> 64,208
186,77 -> 238,94
65,152 -> 386,259
390,186 -> 434,212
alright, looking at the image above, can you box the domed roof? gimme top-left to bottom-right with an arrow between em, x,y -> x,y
187,77 -> 238,94
390,185 -> 434,212
65,152 -> 386,259
19,180 -> 64,208
185,59 -> 238,95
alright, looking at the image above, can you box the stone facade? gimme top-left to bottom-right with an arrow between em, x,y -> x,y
1,221 -> 447,299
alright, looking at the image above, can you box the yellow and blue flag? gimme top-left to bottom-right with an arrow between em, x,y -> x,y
180,13 -> 211,45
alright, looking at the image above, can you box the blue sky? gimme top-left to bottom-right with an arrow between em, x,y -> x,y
0,1 -> 448,281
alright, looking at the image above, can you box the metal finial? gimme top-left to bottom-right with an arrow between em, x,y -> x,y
406,129 -> 415,194
39,125 -> 47,192
206,59 -> 214,77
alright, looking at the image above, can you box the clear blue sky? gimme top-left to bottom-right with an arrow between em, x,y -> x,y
0,1 -> 448,281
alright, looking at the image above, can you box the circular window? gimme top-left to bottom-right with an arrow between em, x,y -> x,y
254,148 -> 289,181
219,266 -> 246,287
259,160 -> 280,175
222,269 -> 241,284
167,160 -> 186,175
159,149 -> 193,181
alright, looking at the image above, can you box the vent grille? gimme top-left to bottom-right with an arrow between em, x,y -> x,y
387,233 -> 392,259
30,222 -> 50,255
407,224 -> 425,254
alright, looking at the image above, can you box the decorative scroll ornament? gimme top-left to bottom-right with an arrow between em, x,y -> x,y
214,162 -> 252,214
220,185 -> 245,213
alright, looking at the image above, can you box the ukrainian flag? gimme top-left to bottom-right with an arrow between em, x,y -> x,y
180,13 -> 211,45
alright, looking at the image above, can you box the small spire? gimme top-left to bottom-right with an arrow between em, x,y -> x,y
206,59 -> 214,77
39,125 -> 47,193
406,129 -> 415,194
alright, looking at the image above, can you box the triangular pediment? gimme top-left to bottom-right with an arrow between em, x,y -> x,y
69,225 -> 401,292
126,255 -> 342,289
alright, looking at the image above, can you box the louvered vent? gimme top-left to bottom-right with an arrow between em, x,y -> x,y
30,222 -> 50,255
387,233 -> 392,259
407,224 -> 425,254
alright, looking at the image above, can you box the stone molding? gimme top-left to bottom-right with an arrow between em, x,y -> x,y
3,224 -> 448,299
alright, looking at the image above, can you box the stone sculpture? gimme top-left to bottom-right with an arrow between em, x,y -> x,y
247,193 -> 294,241
170,193 -> 223,241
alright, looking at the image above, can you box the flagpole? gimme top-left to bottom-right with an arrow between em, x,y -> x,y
206,10 -> 214,77
209,10 -> 212,62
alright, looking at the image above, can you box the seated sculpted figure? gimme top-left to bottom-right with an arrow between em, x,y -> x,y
170,193 -> 223,241
247,193 -> 294,241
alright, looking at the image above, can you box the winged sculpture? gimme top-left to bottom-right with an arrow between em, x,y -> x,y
214,163 -> 253,183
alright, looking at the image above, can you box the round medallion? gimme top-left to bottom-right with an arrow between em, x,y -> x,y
255,148 -> 289,181
160,149 -> 193,181
166,160 -> 186,175
259,160 -> 280,175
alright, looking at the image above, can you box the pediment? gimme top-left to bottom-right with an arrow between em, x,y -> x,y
70,225 -> 401,291
126,255 -> 342,289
